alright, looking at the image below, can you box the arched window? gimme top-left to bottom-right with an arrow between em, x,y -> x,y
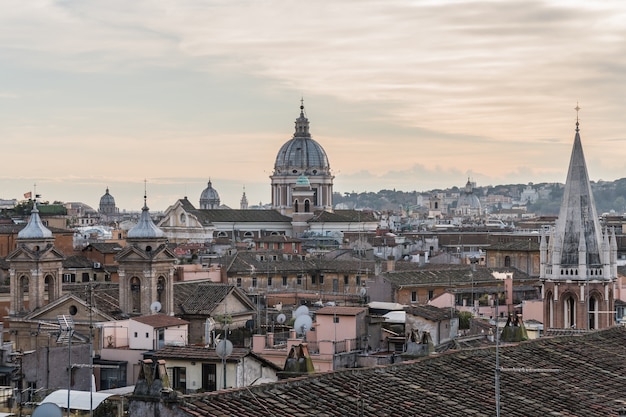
19,276 -> 29,312
304,199 -> 310,213
179,213 -> 186,224
504,256 -> 511,267
564,295 -> 576,328
130,277 -> 141,313
157,276 -> 166,306
588,295 -> 598,330
546,291 -> 554,329
44,274 -> 56,304
294,200 -> 299,213
244,231 -> 254,238
217,231 -> 228,238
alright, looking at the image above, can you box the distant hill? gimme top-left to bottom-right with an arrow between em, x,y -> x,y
333,178 -> 626,216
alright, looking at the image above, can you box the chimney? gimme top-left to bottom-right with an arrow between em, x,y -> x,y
387,256 -> 396,272
505,273 -> 514,313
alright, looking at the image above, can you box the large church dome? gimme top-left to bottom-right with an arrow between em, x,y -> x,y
273,103 -> 330,176
270,102 -> 334,214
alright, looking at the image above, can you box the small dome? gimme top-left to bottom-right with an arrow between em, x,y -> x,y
200,180 -> 220,209
99,187 -> 117,214
100,188 -> 115,206
128,201 -> 165,239
273,104 -> 330,176
296,175 -> 311,186
457,179 -> 482,213
18,205 -> 53,239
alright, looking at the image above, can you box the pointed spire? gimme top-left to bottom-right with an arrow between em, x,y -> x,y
128,183 -> 165,239
552,105 -> 604,270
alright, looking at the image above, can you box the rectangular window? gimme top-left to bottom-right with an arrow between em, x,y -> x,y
428,290 -> 434,300
319,274 -> 324,285
252,277 -> 257,287
236,278 -> 242,287
411,291 -> 417,303
333,316 -> 340,324
297,274 -> 302,285
356,275 -> 361,286
82,272 -> 90,282
168,367 -> 187,392
311,274 -> 317,285
282,276 -> 288,286
268,276 -> 273,286
134,332 -> 138,338
344,275 -> 349,285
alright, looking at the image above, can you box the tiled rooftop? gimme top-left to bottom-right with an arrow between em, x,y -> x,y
179,327 -> 626,416
132,314 -> 189,328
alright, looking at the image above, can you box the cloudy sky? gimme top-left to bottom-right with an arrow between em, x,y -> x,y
2,0 -> 626,211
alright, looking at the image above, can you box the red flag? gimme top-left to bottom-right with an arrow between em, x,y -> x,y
23,192 -> 32,199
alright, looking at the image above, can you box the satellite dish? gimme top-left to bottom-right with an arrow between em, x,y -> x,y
33,403 -> 63,417
359,287 -> 367,297
150,301 -> 162,314
293,315 -> 313,336
294,305 -> 309,318
276,313 -> 286,324
216,339 -> 233,359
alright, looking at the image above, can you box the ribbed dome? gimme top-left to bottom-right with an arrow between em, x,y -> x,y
127,201 -> 165,239
18,205 -> 53,239
100,188 -> 116,206
200,181 -> 220,201
273,104 -> 330,176
457,179 -> 482,212
200,180 -> 220,209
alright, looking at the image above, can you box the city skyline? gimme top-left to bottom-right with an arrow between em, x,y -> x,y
2,1 -> 626,211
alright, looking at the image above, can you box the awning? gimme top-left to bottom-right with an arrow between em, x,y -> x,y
40,390 -> 114,411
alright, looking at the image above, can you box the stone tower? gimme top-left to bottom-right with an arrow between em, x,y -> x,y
116,195 -> 177,315
540,110 -> 616,330
7,202 -> 65,314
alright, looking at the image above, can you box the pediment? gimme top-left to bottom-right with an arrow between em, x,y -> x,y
6,245 -> 65,262
24,293 -> 115,322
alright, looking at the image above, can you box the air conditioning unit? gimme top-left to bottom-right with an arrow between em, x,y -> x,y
93,262 -> 101,269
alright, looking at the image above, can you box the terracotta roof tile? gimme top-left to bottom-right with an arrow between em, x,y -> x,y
179,327 -> 626,416
132,313 -> 189,328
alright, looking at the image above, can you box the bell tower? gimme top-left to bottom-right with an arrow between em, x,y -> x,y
540,106 -> 616,330
7,201 -> 65,315
116,193 -> 177,315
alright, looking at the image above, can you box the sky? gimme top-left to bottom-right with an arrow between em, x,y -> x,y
2,0 -> 626,212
